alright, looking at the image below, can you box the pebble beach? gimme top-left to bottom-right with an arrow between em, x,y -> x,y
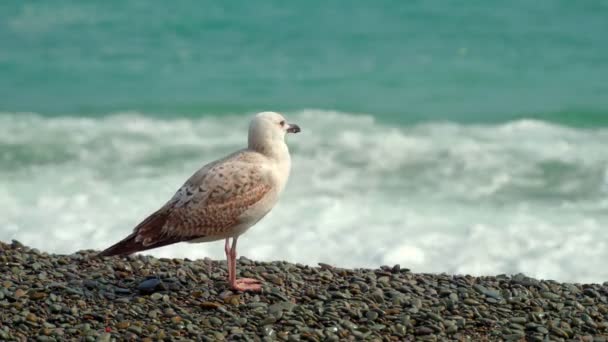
1,240 -> 607,341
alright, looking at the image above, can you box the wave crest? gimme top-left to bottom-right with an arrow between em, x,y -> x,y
1,110 -> 607,282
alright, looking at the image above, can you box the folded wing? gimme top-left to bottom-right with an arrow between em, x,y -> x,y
99,157 -> 272,256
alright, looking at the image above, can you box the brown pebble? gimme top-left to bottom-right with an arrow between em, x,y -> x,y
415,326 -> 433,335
171,316 -> 182,324
224,295 -> 241,306
264,273 -> 284,285
385,308 -> 401,315
15,289 -> 26,298
117,321 -> 130,329
26,313 -> 37,322
116,271 -> 130,278
29,292 -> 47,300
200,301 -> 222,309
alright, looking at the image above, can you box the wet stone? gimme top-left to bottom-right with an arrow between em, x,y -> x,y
137,278 -> 162,294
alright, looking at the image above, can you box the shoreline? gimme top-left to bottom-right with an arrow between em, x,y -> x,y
1,240 -> 607,341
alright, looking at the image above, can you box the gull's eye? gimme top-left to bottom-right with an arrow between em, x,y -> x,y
279,120 -> 286,126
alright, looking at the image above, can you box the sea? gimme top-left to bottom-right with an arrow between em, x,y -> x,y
1,1 -> 607,283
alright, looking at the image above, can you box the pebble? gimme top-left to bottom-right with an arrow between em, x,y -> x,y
50,304 -> 63,313
137,278 -> 162,294
541,292 -> 561,301
1,240 -> 607,341
371,289 -> 384,303
365,310 -> 379,321
26,313 -> 38,322
29,292 -> 47,300
150,292 -> 163,301
96,334 -> 111,342
114,321 -> 129,329
427,312 -> 443,322
84,279 -> 100,288
268,301 -> 296,315
223,294 -> 241,306
128,325 -> 142,335
510,316 -> 527,324
262,326 -> 275,337
463,298 -> 480,305
415,326 -> 434,335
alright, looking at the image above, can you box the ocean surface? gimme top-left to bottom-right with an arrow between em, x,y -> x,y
1,1 -> 608,283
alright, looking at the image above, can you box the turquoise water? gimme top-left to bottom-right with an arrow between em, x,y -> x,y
1,1 -> 608,282
2,1 -> 608,124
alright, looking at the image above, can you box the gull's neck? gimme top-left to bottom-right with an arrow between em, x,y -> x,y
249,138 -> 290,163
249,137 -> 292,193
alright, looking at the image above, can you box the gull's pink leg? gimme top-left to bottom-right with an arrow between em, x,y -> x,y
227,237 -> 262,292
224,238 -> 232,281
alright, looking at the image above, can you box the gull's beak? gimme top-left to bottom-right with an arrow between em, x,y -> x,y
287,123 -> 301,134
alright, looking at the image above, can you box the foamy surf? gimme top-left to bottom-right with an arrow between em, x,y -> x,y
1,110 -> 607,283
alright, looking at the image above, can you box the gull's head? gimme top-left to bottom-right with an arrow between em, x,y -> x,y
248,112 -> 300,152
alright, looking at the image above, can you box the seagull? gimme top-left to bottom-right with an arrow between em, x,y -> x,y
99,112 -> 301,292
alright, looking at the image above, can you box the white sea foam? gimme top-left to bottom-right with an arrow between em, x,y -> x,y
1,110 -> 607,283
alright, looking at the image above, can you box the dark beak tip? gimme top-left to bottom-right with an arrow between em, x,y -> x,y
288,124 -> 301,133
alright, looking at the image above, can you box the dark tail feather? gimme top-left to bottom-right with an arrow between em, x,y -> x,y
98,208 -> 178,257
98,233 -> 143,257
98,233 -> 184,257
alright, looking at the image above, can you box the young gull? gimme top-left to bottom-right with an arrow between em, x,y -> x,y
99,112 -> 301,291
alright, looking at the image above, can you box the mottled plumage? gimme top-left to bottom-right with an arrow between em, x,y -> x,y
99,112 -> 301,292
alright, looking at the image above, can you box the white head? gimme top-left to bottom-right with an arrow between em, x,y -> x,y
248,111 -> 301,155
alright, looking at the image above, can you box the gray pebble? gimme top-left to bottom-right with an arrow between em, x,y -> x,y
365,310 -> 378,321
416,326 -> 434,335
150,292 -> 163,301
137,278 -> 162,294
209,317 -> 222,326
95,334 -> 111,342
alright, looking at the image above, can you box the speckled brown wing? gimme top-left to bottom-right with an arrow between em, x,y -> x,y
99,154 -> 272,257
